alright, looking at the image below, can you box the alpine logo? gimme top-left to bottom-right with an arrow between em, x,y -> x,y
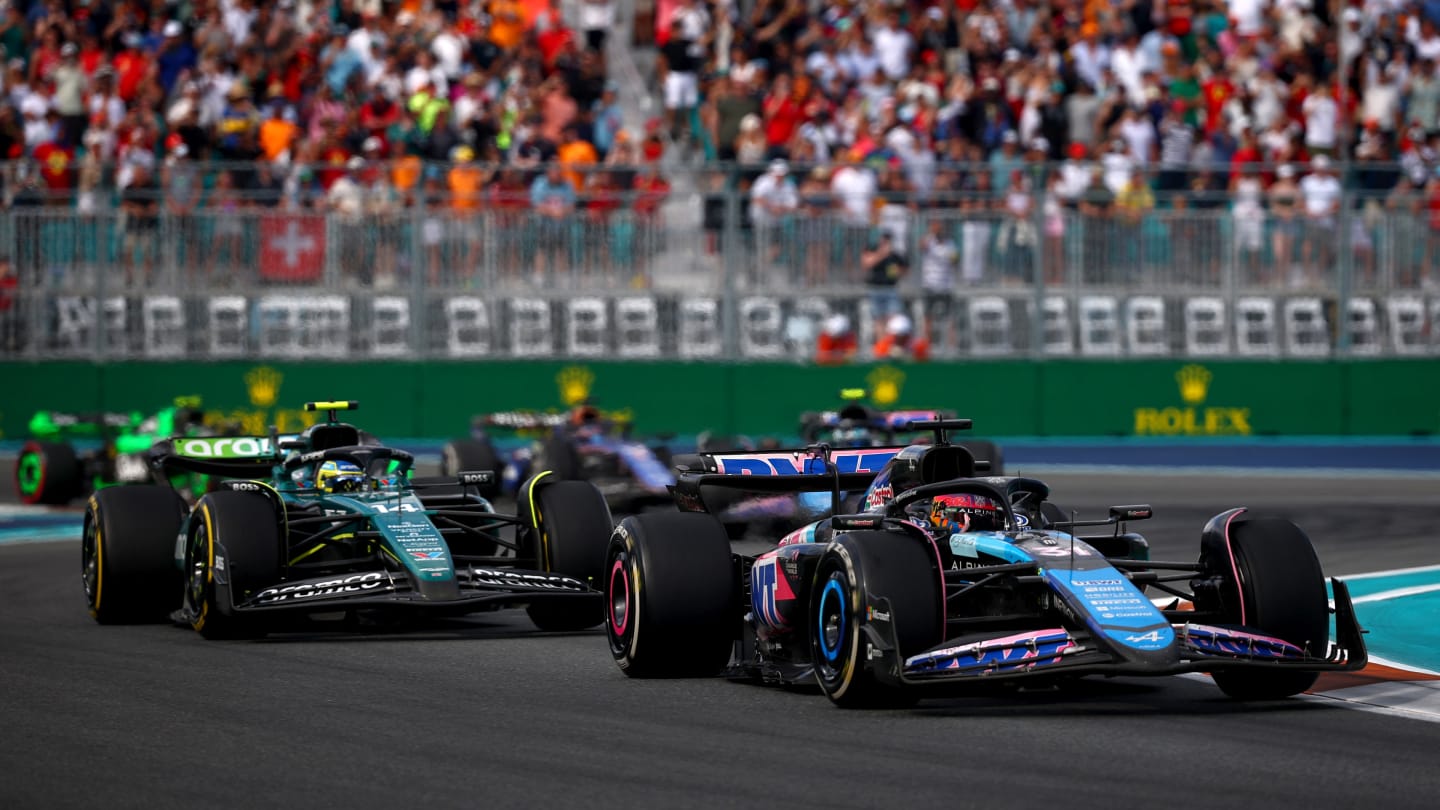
750,556 -> 795,628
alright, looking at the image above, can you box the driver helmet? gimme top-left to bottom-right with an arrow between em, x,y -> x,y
316,460 -> 366,493
929,493 -> 1004,533
569,404 -> 601,428
830,424 -> 872,447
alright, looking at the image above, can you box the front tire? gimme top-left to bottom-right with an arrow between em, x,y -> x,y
606,512 -> 736,676
1207,517 -> 1329,699
810,531 -> 943,708
83,486 -> 187,623
524,479 -> 613,631
17,440 -> 83,505
184,491 -> 283,639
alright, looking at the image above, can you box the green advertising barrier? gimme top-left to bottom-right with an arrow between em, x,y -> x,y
1,359 -> 1437,441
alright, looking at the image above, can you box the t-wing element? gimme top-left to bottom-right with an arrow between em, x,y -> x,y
903,418 -> 974,447
304,400 -> 360,423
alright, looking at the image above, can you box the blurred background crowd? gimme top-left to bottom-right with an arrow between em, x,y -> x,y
0,0 -> 1436,302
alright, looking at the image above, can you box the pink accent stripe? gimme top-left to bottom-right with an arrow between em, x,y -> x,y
1223,508 -> 1247,625
608,558 -> 629,637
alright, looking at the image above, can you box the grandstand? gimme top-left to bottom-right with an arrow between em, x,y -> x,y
1,0 -> 1438,361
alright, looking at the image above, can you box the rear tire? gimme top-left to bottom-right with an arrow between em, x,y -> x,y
811,531 -> 943,708
184,491 -> 283,640
606,512 -> 736,676
525,480 -> 613,631
1208,517 -> 1329,700
83,486 -> 187,623
440,438 -> 501,498
17,440 -> 84,505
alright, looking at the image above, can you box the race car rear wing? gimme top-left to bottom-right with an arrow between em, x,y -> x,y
670,446 -> 905,514
28,410 -> 137,437
147,435 -> 290,478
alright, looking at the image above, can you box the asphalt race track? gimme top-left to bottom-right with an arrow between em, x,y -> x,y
3,472 -> 1439,809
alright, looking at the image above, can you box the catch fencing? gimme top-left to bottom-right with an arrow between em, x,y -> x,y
1,170 -> 1437,361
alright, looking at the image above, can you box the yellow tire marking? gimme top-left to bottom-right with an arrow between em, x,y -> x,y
527,471 -> 555,571
192,502 -> 216,632
91,509 -> 103,618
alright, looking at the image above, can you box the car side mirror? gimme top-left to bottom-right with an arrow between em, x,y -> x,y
1109,505 -> 1153,522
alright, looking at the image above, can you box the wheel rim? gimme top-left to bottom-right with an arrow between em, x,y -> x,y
608,557 -> 630,637
185,525 -> 209,618
16,452 -> 42,500
814,572 -> 848,683
81,513 -> 98,607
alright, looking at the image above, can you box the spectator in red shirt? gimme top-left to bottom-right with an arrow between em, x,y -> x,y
815,314 -> 857,365
872,314 -> 930,362
112,33 -> 150,103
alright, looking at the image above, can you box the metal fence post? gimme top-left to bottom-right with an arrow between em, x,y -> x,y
720,168 -> 741,360
1336,188 -> 1354,355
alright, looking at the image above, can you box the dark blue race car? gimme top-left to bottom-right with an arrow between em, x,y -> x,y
442,405 -> 675,513
601,419 -> 1366,707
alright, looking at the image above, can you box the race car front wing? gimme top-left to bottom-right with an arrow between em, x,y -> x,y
869,578 -> 1367,687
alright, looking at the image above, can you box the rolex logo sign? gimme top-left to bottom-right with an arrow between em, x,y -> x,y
1176,364 -> 1211,405
557,366 -> 595,406
246,366 -> 283,408
866,366 -> 906,406
1133,365 -> 1251,436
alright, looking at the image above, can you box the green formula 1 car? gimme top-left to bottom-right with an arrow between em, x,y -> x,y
81,401 -> 612,637
15,397 -> 229,506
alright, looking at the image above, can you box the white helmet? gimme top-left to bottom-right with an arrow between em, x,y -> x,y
886,313 -> 913,336
824,314 -> 851,337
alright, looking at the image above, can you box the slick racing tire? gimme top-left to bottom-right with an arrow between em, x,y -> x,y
184,490 -> 283,640
536,436 -> 582,481
16,440 -> 83,506
525,479 -> 613,631
1207,517 -> 1329,700
440,438 -> 502,498
811,531 -> 943,709
83,486 -> 187,623
958,440 -> 1003,476
606,512 -> 736,677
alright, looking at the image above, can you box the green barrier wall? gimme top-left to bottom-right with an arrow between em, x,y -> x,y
2,359 -> 1437,440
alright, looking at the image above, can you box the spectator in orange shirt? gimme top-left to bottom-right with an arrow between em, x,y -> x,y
816,314 -> 858,364
558,126 -> 598,191
489,0 -> 527,51
872,314 -> 930,362
448,145 -> 486,211
448,145 -> 487,282
259,103 -> 297,162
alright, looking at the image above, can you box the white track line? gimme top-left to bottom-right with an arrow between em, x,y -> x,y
1338,563 -> 1440,581
1352,584 -> 1440,605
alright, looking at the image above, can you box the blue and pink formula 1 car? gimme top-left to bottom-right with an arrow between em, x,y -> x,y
601,419 -> 1366,707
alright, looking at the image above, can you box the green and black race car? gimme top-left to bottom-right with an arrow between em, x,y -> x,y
15,397 -> 231,506
82,401 -> 613,638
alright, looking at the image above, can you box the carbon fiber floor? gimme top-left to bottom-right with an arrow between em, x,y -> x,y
2,474 -> 1437,809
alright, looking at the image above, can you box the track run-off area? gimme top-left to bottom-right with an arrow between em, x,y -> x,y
3,466 -> 1439,808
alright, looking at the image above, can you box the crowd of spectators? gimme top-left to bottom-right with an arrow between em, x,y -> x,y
0,0 -> 669,227
675,0 -> 1440,293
